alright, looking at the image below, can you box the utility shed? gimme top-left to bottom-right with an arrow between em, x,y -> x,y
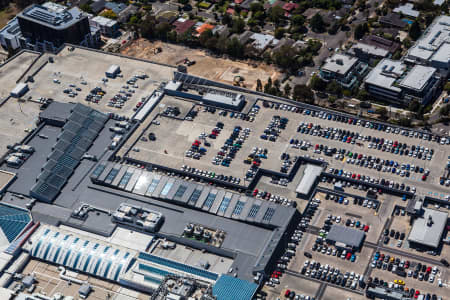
10,83 -> 28,98
202,93 -> 245,111
106,64 -> 120,78
326,224 -> 365,250
408,208 -> 448,249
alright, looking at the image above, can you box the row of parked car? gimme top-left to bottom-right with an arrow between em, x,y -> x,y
263,99 -> 449,145
372,252 -> 441,285
325,192 -> 378,210
368,276 -> 442,300
260,115 -> 289,142
300,260 -> 363,290
179,165 -> 241,184
326,168 -> 416,193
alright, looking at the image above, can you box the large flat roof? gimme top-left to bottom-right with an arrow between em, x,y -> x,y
408,208 -> 448,248
18,3 -> 87,30
363,59 -> 405,92
321,54 -> 358,76
399,65 -> 436,91
350,42 -> 389,58
431,42 -> 450,64
327,224 -> 365,248
407,15 -> 450,61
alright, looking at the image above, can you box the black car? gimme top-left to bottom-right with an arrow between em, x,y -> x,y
441,259 -> 450,267
383,229 -> 389,236
304,252 -> 312,258
390,229 -> 395,237
384,237 -> 390,244
395,231 -> 400,239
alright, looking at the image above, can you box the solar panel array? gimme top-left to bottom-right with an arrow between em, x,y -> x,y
31,104 -> 108,203
91,162 -> 283,227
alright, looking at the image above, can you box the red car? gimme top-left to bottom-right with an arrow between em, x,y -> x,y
346,252 -> 352,260
422,175 -> 427,181
252,189 -> 258,196
352,174 -> 356,179
285,289 -> 291,297
426,266 -> 431,273
364,225 -> 369,232
357,174 -> 361,180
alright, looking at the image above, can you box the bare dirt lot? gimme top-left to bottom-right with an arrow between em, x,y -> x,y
121,39 -> 282,89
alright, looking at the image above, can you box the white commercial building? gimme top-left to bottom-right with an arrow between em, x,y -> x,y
406,15 -> 450,75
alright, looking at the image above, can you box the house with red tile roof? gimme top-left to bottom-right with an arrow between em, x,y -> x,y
173,18 -> 197,34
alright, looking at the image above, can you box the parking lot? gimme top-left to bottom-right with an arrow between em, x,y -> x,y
128,98 -> 313,190
23,46 -> 174,117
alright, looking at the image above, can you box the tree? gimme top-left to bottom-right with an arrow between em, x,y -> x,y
264,77 -> 273,93
376,107 -> 388,119
293,84 -> 314,102
326,80 -> 342,96
222,13 -> 232,25
155,22 -> 172,40
309,75 -> 327,91
80,3 -> 92,13
269,5 -> 284,24
409,21 -> 421,41
291,14 -> 305,26
250,2 -> 264,12
440,104 -> 450,116
231,17 -> 246,34
284,84 -> 292,98
256,79 -> 263,92
408,99 -> 421,112
199,29 -> 213,47
272,45 -> 299,72
310,13 -> 326,33
444,82 -> 450,92
226,38 -> 244,58
139,16 -> 156,39
100,9 -> 118,19
274,27 -> 285,39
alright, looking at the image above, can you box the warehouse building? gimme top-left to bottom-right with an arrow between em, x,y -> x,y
326,224 -> 365,251
408,208 -> 448,249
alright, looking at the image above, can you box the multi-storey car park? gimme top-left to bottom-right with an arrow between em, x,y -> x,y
0,45 -> 447,300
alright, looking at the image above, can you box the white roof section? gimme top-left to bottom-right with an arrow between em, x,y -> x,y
296,164 -> 323,195
408,208 -> 448,248
434,0 -> 445,5
91,15 -> 118,27
363,59 -> 406,92
29,225 -> 136,281
393,3 -> 419,18
408,15 -> 450,61
11,83 -> 28,96
399,65 -> 436,91
321,53 -> 358,75
431,42 -> 450,64
350,42 -> 389,57
250,33 -> 276,50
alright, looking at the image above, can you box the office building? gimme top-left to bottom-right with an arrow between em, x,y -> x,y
319,53 -> 368,89
406,15 -> 450,76
364,59 -> 441,105
0,2 -> 99,53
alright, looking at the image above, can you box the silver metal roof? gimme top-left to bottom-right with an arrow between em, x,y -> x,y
408,208 -> 448,248
326,224 -> 365,247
